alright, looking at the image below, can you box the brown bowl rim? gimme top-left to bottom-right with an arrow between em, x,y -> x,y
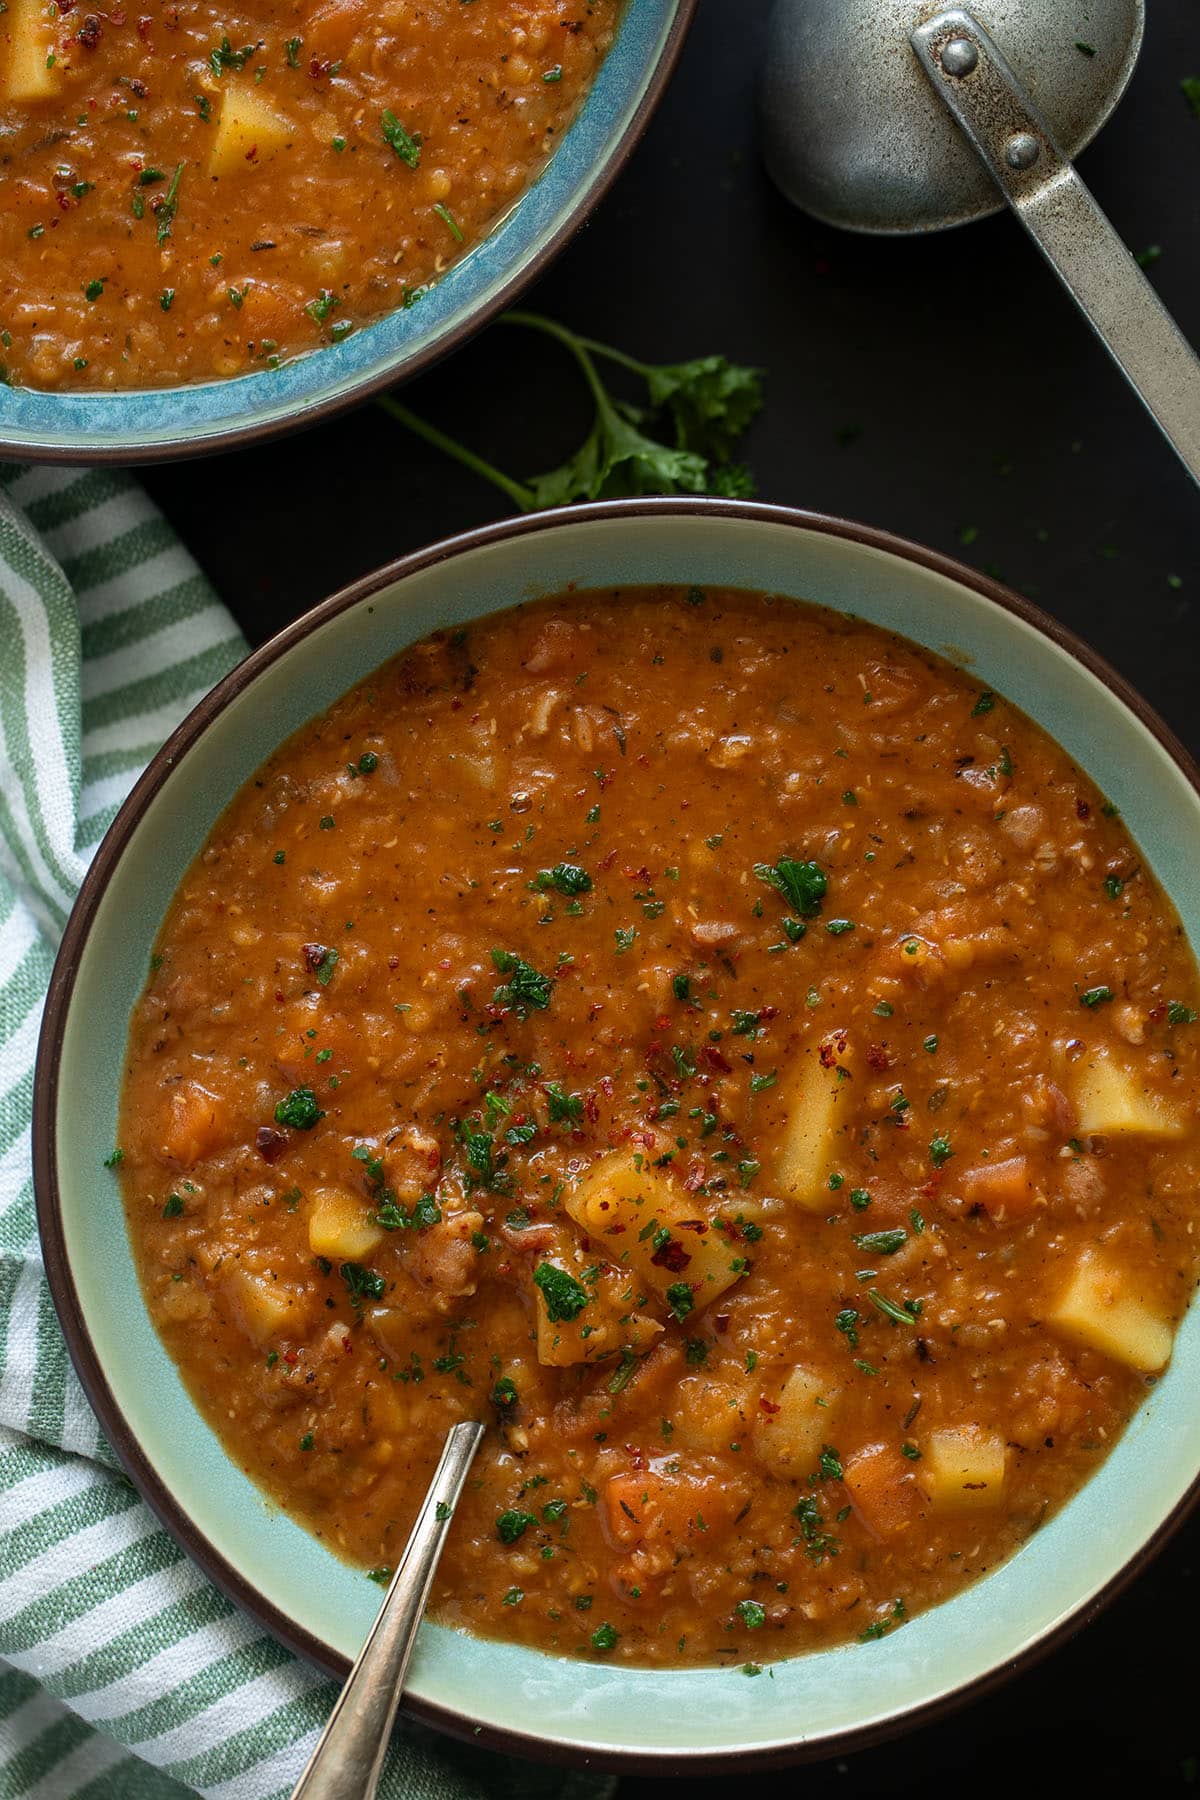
33,495 -> 1200,1771
2,0 -> 697,467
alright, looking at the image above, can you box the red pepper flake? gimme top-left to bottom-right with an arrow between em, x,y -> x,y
675,1219 -> 708,1234
275,990 -> 286,1004
387,955 -> 399,971
301,942 -> 329,972
584,1090 -> 600,1124
653,1014 -> 671,1033
77,13 -> 101,47
703,1045 -> 732,1074
866,1043 -> 895,1071
256,1125 -> 288,1164
758,1396 -> 781,1415
650,1237 -> 690,1273
1076,798 -> 1091,820
714,1312 -> 730,1334
597,847 -> 619,872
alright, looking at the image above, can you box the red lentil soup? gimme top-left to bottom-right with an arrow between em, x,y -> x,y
0,0 -> 616,390
117,586 -> 1200,1667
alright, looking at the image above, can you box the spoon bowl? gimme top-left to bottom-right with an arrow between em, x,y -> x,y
759,0 -> 1143,233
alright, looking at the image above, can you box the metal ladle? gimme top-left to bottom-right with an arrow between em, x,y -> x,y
289,1420 -> 484,1800
759,1 -> 1200,485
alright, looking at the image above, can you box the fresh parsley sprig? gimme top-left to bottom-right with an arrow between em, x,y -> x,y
377,311 -> 763,509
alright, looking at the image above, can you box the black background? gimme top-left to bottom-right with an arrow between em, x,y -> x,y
147,4 -> 1200,1791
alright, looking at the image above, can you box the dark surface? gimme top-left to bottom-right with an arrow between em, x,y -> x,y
145,3 -> 1200,1791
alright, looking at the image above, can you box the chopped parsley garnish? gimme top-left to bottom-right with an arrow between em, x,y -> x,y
754,857 -> 828,917
818,1445 -> 844,1482
735,1599 -> 765,1629
666,1281 -> 694,1321
274,1087 -> 324,1130
684,1337 -> 709,1366
749,1070 -> 778,1095
341,1261 -> 385,1302
155,162 -> 184,244
532,862 -> 592,896
929,1135 -> 953,1168
162,1193 -> 184,1218
825,918 -> 855,936
852,1229 -> 906,1256
972,690 -> 996,717
1080,985 -> 1114,1008
834,1307 -> 861,1349
533,1262 -> 589,1322
1104,874 -> 1124,900
496,1509 -> 538,1544
381,107 -> 422,166
590,1622 -> 619,1652
849,1188 -> 871,1211
491,948 -> 552,1015
209,34 -> 258,74
546,1081 -> 584,1123
103,1148 -> 124,1169
869,1289 -> 919,1327
491,1376 -> 519,1412
1168,1001 -> 1198,1024
614,926 -> 637,954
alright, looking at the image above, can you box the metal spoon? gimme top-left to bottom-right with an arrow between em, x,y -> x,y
290,1420 -> 484,1800
759,0 -> 1200,486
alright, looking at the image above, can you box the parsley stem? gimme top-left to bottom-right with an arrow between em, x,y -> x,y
504,309 -> 611,414
375,396 -> 535,510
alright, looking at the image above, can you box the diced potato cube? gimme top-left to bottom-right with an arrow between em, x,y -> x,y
764,1037 -> 854,1209
754,1365 -> 838,1480
1048,1249 -> 1173,1371
228,1267 -> 305,1346
307,1187 -> 384,1261
209,87 -> 295,177
919,1425 -> 1007,1510
1072,1049 -> 1185,1139
564,1155 -> 747,1310
842,1442 -> 922,1540
2,0 -> 61,102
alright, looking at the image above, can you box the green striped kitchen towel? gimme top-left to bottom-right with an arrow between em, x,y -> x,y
0,463 -> 613,1800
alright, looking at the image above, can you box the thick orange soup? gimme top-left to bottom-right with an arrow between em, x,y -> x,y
116,586 -> 1200,1667
0,0 -> 616,389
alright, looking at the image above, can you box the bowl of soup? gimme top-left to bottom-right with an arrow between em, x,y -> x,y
35,497 -> 1200,1766
0,0 -> 693,461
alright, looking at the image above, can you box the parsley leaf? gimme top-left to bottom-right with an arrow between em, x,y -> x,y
754,857 -> 828,917
533,1262 -> 589,1322
491,949 -> 552,1016
377,312 -> 763,510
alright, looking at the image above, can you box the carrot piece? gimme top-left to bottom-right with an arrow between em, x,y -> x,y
603,1469 -> 741,1549
160,1083 -> 225,1167
959,1154 -> 1040,1219
842,1442 -> 922,1540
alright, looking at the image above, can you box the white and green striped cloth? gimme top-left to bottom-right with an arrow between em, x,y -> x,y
0,464 -> 612,1800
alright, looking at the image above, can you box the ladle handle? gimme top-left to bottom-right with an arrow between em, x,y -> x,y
912,8 -> 1200,488
290,1420 -> 485,1800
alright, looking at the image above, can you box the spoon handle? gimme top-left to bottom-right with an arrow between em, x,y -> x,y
290,1419 -> 485,1800
913,8 -> 1200,488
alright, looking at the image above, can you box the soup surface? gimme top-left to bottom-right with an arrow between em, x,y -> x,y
0,0 -> 615,390
118,586 -> 1200,1667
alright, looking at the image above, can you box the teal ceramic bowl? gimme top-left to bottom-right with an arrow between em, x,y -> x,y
35,499 -> 1200,1769
0,3 -> 691,465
